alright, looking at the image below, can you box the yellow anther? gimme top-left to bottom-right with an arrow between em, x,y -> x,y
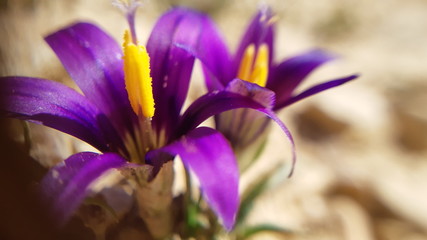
237,44 -> 269,87
237,44 -> 255,81
249,44 -> 269,87
123,30 -> 155,118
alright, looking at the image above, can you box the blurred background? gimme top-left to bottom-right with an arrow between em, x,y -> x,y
1,0 -> 427,239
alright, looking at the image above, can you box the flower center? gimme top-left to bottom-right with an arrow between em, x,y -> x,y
237,43 -> 269,87
116,0 -> 158,163
123,30 -> 155,118
121,31 -> 159,163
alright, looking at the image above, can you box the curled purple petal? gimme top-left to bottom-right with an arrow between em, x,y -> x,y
0,77 -> 120,152
177,89 -> 265,138
149,127 -> 239,230
45,22 -> 135,134
214,80 -> 275,149
262,108 -> 297,177
41,152 -> 128,225
177,79 -> 275,137
178,79 -> 296,175
148,8 -> 204,139
228,80 -> 296,175
275,74 -> 359,109
267,49 -> 337,107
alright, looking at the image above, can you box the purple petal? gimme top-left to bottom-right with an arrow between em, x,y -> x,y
0,77 -> 121,152
275,74 -> 359,109
267,49 -> 336,107
215,109 -> 271,150
233,7 -> 275,75
176,13 -> 233,91
150,127 -> 239,230
41,152 -> 127,225
177,79 -> 296,175
147,8 -> 204,139
262,108 -> 297,177
218,80 -> 275,147
45,22 -> 135,134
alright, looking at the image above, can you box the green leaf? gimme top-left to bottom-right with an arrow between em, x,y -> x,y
238,127 -> 269,172
237,161 -> 287,226
236,177 -> 269,226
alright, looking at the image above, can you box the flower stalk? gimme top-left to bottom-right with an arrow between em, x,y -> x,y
134,162 -> 174,239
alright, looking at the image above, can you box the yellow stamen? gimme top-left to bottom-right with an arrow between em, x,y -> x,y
249,44 -> 269,87
123,30 -> 155,118
237,44 -> 255,81
237,43 -> 269,87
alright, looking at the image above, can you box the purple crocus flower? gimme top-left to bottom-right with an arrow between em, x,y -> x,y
0,6 -> 287,233
182,7 -> 358,159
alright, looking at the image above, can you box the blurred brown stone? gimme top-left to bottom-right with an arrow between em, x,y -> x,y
294,105 -> 349,141
394,107 -> 427,151
390,85 -> 427,152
